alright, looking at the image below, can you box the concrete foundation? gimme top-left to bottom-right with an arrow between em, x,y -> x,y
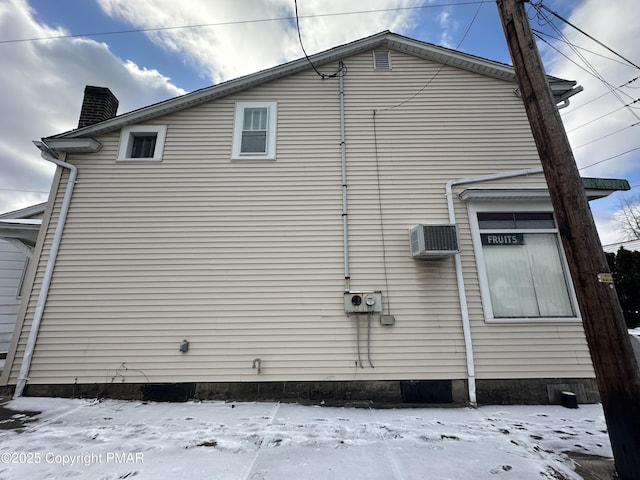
8,377 -> 599,406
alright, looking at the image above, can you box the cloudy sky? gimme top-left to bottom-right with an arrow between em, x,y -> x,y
0,0 -> 638,244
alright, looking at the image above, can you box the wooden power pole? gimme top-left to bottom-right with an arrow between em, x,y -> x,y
496,0 -> 640,477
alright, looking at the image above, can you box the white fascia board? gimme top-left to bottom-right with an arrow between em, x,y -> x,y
44,138 -> 102,152
0,203 -> 46,219
459,189 -> 550,202
460,188 -> 616,202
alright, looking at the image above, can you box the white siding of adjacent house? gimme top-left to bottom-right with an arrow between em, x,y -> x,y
0,241 -> 28,357
3,48 -> 594,386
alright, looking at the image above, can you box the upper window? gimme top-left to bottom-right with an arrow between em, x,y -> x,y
118,125 -> 167,161
470,205 -> 578,322
232,101 -> 277,160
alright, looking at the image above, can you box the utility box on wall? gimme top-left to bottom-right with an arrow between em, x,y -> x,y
344,291 -> 383,314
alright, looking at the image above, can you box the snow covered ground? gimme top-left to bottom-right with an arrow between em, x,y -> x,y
0,397 -> 612,480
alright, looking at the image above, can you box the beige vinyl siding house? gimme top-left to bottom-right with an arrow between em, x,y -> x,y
3,32 -> 616,404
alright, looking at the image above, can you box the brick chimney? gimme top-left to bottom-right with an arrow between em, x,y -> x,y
77,86 -> 119,129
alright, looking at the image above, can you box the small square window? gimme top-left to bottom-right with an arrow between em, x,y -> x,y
118,125 -> 167,161
130,134 -> 157,158
232,101 -> 277,160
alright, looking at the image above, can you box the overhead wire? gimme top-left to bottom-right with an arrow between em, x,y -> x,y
560,77 -> 640,118
0,187 -> 50,194
572,122 -> 640,151
533,31 -> 638,106
566,100 -> 640,134
0,2 -> 485,45
293,0 -> 341,79
375,0 -> 486,114
530,2 -> 640,127
533,29 -> 633,69
537,3 -> 640,71
370,0 -> 485,313
579,147 -> 640,171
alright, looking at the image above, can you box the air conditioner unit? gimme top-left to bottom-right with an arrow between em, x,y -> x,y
410,224 -> 459,258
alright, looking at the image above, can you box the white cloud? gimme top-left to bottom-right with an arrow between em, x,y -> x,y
96,0 -> 422,83
436,9 -> 457,48
0,0 -> 185,215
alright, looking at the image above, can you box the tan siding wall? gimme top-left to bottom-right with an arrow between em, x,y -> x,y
6,48 -> 593,385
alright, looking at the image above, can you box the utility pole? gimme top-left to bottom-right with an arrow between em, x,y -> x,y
496,1 -> 640,478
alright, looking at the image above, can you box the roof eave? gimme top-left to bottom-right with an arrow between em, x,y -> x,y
47,31 -> 580,140
43,138 -> 102,152
460,177 -> 630,202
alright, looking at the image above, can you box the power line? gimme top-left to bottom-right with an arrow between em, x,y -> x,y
533,32 -> 640,125
533,31 -> 637,106
0,188 -> 49,194
566,100 -> 640,134
0,2 -> 484,45
531,3 -> 640,124
375,0 -> 486,113
293,0 -> 341,79
532,28 -> 633,68
561,77 -> 640,118
579,146 -> 640,171
537,3 -> 640,70
572,122 -> 640,151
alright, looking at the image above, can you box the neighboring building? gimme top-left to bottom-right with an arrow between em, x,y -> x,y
603,239 -> 640,253
0,32 -> 629,404
0,203 -> 46,370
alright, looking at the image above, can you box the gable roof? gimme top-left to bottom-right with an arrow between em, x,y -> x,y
46,31 -> 580,142
0,202 -> 46,250
0,202 -> 46,219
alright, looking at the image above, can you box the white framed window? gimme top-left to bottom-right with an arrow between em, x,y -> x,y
232,101 -> 277,160
469,201 -> 579,323
117,125 -> 167,161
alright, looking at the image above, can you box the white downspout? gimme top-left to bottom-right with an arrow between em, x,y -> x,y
445,166 -> 544,407
14,142 -> 77,398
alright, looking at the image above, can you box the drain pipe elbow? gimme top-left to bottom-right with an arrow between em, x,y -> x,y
14,142 -> 78,398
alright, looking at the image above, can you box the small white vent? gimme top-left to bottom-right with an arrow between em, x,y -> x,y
410,225 -> 459,259
373,50 -> 391,70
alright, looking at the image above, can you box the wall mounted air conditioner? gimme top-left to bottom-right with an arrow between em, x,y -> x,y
410,224 -> 459,259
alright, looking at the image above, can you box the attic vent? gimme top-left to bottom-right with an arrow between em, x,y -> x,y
410,225 -> 459,259
373,50 -> 391,70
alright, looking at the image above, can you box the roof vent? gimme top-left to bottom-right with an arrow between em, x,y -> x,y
373,50 -> 391,70
410,225 -> 459,259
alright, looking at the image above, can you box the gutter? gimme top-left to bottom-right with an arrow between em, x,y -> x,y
14,141 -> 78,398
445,166 -> 544,407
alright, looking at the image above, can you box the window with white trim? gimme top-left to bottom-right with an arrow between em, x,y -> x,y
118,125 -> 167,161
470,203 -> 578,322
232,101 -> 277,160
